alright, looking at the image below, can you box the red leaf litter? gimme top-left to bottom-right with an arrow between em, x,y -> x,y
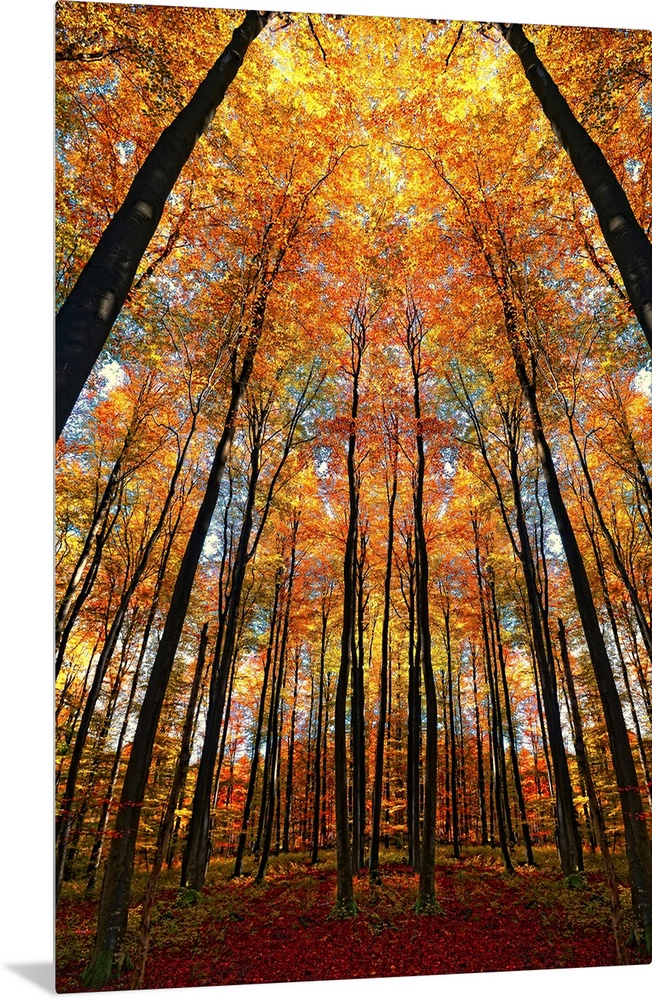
56,857 -> 651,992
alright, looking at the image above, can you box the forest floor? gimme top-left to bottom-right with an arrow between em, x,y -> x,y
56,847 -> 651,992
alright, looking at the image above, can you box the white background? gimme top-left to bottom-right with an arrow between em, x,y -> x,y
2,1 -> 650,997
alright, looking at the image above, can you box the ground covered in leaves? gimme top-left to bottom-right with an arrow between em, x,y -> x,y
56,848 -> 651,992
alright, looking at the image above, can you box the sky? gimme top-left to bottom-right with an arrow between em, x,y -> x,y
2,2 -> 651,999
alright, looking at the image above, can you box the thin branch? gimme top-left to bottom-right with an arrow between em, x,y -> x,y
445,24 -> 464,68
307,15 -> 328,62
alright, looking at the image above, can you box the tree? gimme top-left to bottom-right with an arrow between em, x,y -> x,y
333,292 -> 369,915
495,23 -> 652,353
401,294 -> 440,913
56,10 -> 275,438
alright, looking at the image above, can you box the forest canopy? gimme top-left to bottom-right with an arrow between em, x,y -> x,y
54,3 -> 652,991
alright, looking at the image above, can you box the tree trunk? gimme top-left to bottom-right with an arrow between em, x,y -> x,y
443,603 -> 461,859
403,532 -> 421,869
311,590 -> 331,863
56,425 -> 131,653
351,527 -> 367,872
256,522 -> 298,883
81,326 -> 261,989
488,577 -> 535,865
56,10 -> 273,436
334,296 -> 368,915
512,356 -> 652,935
370,435 -> 397,877
402,297 -> 439,913
471,644 -> 488,846
282,648 -> 300,852
557,620 -> 628,963
131,624 -> 209,989
181,410 -> 265,892
473,529 -> 513,875
496,22 -> 652,352
56,416 -> 197,898
233,568 -> 282,875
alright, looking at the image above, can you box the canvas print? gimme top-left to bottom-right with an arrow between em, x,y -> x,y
55,1 -> 652,992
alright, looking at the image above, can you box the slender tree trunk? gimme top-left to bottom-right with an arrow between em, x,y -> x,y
351,529 -> 367,872
82,326 -> 261,989
471,644 -> 488,846
131,624 -> 209,989
488,577 -> 535,865
56,417 -> 197,898
565,413 -> 652,663
579,500 -> 652,811
557,620 -> 628,963
404,533 -> 421,869
85,645 -> 144,894
56,428 -> 132,653
311,592 -> 331,863
282,648 -> 300,852
384,656 -> 393,850
256,523 -> 297,883
182,407 -> 268,891
474,533 -> 513,874
402,298 -> 439,913
321,673 -> 332,847
505,420 -> 582,874
55,487 -> 123,678
233,569 -> 282,875
443,604 -> 461,859
508,346 -> 652,935
334,297 -> 368,915
370,439 -> 397,877
456,667 -> 468,840
255,587 -> 285,856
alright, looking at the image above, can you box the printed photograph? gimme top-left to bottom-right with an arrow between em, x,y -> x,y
55,2 -> 652,992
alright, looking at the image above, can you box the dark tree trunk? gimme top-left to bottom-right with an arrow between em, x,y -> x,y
473,530 -> 513,874
443,603 -> 460,859
351,528 -> 367,872
256,521 -> 298,883
471,644 -> 488,846
85,642 -> 144,894
370,426 -> 398,877
334,295 -> 369,915
401,297 -> 439,913
321,673 -> 332,847
282,648 -> 300,852
402,531 -> 421,869
457,670 -> 469,841
579,503 -> 652,810
488,577 -> 535,865
131,624 -> 209,989
254,586 -> 285,856
311,589 -> 331,863
301,673 -> 315,847
81,326 -> 261,989
56,10 -> 273,436
233,568 -> 282,876
504,414 -> 582,875
56,414 -> 198,898
181,407 -> 266,892
507,342 -> 652,934
557,620 -> 628,963
496,22 -> 652,352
